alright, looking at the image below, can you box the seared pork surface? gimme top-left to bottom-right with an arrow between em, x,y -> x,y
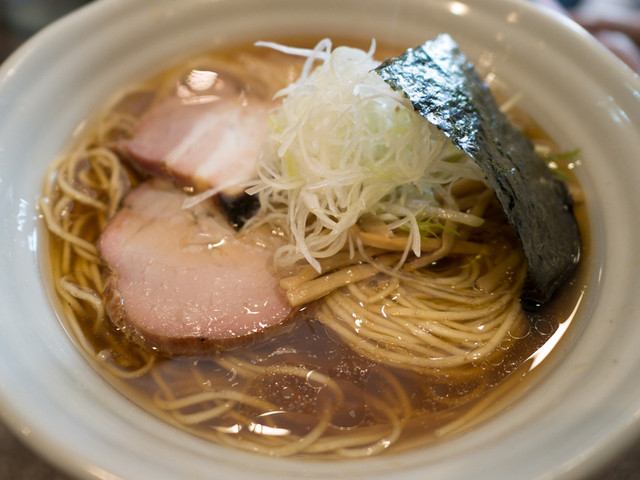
120,92 -> 271,196
98,180 -> 291,355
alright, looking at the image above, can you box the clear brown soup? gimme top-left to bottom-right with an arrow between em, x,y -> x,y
41,37 -> 589,458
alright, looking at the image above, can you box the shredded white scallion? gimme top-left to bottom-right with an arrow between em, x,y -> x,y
247,39 -> 485,271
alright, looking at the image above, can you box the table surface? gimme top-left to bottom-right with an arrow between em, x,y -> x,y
0,4 -> 639,480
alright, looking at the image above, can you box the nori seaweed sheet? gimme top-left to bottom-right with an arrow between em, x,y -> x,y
375,34 -> 580,306
218,191 -> 260,230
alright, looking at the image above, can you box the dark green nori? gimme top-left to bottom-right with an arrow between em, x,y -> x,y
218,191 -> 260,230
375,34 -> 580,306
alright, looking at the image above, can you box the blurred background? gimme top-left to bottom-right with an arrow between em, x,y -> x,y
0,0 -> 91,58
0,0 -> 638,479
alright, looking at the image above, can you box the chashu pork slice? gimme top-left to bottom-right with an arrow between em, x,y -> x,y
121,94 -> 271,196
98,179 -> 292,355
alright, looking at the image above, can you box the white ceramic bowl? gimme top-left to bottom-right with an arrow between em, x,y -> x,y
1,0 -> 639,478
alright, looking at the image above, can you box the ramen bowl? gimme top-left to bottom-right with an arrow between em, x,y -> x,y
0,0 -> 639,478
